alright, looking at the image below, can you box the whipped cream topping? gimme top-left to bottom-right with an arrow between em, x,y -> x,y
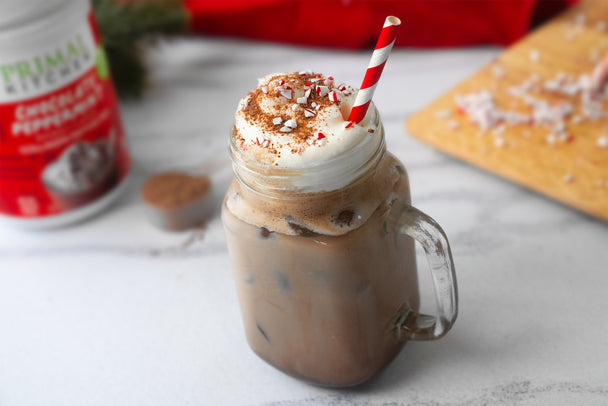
233,71 -> 379,169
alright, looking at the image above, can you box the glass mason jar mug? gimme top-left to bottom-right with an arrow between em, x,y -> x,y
222,117 -> 458,387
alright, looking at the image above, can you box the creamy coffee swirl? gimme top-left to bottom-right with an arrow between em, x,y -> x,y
233,71 -> 379,169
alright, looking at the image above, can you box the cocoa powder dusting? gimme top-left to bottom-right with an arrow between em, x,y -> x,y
239,72 -> 347,157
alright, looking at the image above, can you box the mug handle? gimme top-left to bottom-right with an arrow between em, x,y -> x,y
387,200 -> 458,341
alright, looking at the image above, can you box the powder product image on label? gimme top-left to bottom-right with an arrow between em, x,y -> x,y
42,138 -> 119,209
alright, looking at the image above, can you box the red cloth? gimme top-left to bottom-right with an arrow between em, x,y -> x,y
184,0 -> 579,49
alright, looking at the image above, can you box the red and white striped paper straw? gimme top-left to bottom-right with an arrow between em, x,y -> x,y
348,16 -> 401,124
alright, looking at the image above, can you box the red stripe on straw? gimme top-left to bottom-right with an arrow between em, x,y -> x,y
375,24 -> 400,49
359,63 -> 385,90
348,16 -> 401,124
349,102 -> 372,124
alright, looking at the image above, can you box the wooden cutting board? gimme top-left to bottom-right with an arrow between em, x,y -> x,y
406,0 -> 608,222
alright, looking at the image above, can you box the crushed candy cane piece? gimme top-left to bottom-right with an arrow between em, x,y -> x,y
304,108 -> 316,118
530,49 -> 540,63
494,137 -> 507,148
328,91 -> 338,102
284,119 -> 297,129
532,101 -> 572,126
343,121 -> 354,129
435,109 -> 451,119
562,133 -> 574,143
455,90 -> 527,129
492,125 -> 506,136
336,84 -> 351,95
280,89 -> 292,99
316,86 -> 329,97
297,96 -> 307,104
447,120 -> 460,130
272,117 -> 283,125
492,63 -> 505,78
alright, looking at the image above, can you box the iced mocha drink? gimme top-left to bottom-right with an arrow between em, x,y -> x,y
222,72 -> 455,387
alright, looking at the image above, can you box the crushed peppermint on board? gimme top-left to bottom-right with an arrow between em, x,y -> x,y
435,109 -> 452,119
447,120 -> 460,130
492,63 -> 506,78
451,51 -> 608,153
494,137 -> 507,148
529,49 -> 541,63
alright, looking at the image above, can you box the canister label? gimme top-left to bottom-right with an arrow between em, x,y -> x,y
0,14 -> 129,218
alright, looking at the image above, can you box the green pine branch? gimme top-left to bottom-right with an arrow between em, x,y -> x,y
92,0 -> 190,99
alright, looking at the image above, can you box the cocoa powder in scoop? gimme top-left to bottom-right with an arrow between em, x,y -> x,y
141,172 -> 210,208
141,171 -> 212,231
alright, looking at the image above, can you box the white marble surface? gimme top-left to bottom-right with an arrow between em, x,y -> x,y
1,39 -> 608,406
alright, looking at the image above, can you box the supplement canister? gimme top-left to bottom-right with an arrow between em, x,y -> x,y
0,0 -> 130,229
